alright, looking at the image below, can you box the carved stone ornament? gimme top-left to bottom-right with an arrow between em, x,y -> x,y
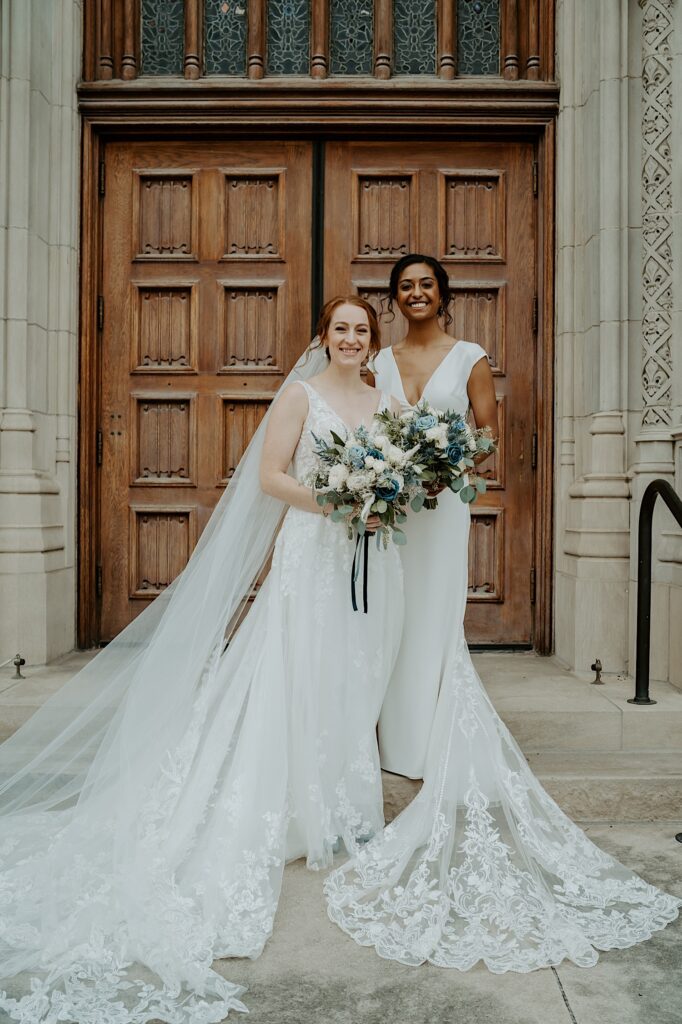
639,0 -> 675,427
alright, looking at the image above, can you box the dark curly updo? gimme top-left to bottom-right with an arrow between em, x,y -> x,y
386,254 -> 453,326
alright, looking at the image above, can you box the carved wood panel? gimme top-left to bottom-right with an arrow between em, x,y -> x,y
129,506 -> 197,598
468,507 -> 504,600
133,172 -> 198,259
219,283 -> 283,373
132,283 -> 198,372
325,140 -> 536,643
220,397 -> 271,482
99,141 -> 312,640
440,171 -> 506,262
131,394 -> 196,485
222,172 -> 284,259
354,174 -> 415,259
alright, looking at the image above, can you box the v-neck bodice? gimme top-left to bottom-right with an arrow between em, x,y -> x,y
290,380 -> 390,485
370,341 -> 488,415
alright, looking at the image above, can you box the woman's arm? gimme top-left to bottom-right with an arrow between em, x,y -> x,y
259,384 -> 331,515
467,356 -> 498,467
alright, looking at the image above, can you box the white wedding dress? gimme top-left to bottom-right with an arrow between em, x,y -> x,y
371,340 -> 487,778
0,377 -> 403,1023
324,340 -> 680,971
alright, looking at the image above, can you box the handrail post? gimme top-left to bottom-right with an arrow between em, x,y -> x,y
629,479 -> 682,705
629,483 -> 656,704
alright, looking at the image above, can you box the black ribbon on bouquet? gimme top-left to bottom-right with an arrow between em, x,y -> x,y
351,532 -> 370,614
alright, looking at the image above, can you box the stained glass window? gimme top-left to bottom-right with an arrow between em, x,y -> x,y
140,0 -> 185,76
267,0 -> 310,75
393,0 -> 437,75
205,0 -> 248,75
457,0 -> 500,76
330,0 -> 374,76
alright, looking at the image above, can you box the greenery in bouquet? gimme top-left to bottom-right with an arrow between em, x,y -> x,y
375,400 -> 497,511
305,425 -> 423,547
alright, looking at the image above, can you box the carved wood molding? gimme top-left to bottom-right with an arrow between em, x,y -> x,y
639,0 -> 674,428
78,79 -> 559,127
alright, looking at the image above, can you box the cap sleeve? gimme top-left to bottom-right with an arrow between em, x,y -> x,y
464,342 -> 489,377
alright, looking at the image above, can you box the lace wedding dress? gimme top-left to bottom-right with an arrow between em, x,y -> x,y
0,375 -> 403,1023
325,341 -> 680,971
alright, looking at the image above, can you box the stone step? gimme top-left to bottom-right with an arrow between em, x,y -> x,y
479,663 -> 682,752
382,750 -> 682,823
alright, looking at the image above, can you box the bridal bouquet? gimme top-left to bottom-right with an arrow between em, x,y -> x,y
306,424 -> 422,547
375,400 -> 496,510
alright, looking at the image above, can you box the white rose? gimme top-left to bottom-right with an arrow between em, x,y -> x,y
373,435 -> 389,452
327,464 -> 349,490
425,424 -> 448,448
346,470 -> 373,493
386,444 -> 407,467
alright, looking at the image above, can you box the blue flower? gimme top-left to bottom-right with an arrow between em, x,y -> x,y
376,477 -> 400,501
449,418 -> 466,435
348,445 -> 367,468
366,446 -> 385,461
447,442 -> 464,465
415,414 -> 438,431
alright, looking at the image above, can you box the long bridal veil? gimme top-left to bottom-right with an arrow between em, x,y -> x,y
0,343 -> 329,1023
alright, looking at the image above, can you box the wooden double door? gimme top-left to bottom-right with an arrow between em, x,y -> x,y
96,138 -> 537,645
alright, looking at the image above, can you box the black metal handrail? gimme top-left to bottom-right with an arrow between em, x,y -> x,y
629,479 -> 682,706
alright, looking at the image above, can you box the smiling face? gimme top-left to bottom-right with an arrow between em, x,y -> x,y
323,302 -> 372,367
395,263 -> 442,322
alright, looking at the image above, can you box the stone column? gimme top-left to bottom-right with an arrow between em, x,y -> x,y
628,0 -> 680,683
0,0 -> 81,663
554,0 -> 632,672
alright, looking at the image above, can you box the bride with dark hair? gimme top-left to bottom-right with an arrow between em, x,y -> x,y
324,254 -> 680,973
371,253 -> 498,779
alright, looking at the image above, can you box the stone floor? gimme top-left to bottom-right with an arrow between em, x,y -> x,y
214,820 -> 682,1024
0,651 -> 681,1023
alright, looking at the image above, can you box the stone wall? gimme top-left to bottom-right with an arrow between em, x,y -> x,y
1,0 -> 679,680
0,0 -> 81,664
555,0 -> 682,684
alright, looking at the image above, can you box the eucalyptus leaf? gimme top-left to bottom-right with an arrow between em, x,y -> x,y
475,477 -> 487,493
460,484 -> 476,503
452,477 -> 464,492
375,499 -> 388,513
338,505 -> 355,515
411,493 -> 426,512
330,509 -> 344,522
392,529 -> 407,546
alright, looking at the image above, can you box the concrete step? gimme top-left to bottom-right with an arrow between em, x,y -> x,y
477,656 -> 682,752
381,750 -> 682,823
2,651 -> 681,821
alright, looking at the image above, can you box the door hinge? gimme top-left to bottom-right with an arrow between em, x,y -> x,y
98,159 -> 106,197
96,564 -> 103,598
96,428 -> 103,466
530,567 -> 536,605
531,431 -> 538,469
532,294 -> 538,334
97,295 -> 104,332
532,161 -> 538,197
